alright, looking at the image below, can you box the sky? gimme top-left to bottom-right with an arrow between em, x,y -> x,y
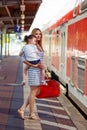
28,0 -> 78,33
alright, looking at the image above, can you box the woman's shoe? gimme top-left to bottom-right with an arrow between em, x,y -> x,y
17,109 -> 25,119
29,113 -> 41,121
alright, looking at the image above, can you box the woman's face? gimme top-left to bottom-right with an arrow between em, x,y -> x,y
35,30 -> 42,42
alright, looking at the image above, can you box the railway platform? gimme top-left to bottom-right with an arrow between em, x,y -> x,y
0,56 -> 87,130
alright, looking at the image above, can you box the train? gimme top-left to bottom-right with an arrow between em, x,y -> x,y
42,0 -> 87,116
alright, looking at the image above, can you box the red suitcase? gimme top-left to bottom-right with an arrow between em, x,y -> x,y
36,79 -> 60,98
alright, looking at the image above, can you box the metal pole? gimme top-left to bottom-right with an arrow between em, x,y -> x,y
5,33 -> 7,57
0,33 -> 3,60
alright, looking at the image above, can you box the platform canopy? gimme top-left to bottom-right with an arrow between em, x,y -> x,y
0,0 -> 42,33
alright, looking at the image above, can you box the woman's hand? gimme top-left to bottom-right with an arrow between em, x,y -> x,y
24,60 -> 43,69
32,63 -> 43,69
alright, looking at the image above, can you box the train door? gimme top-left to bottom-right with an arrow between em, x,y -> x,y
43,30 -> 52,71
60,24 -> 67,83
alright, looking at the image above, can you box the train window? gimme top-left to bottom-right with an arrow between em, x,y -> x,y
71,57 -> 75,86
77,58 -> 85,92
56,30 -> 60,38
73,0 -> 79,17
73,6 -> 78,17
80,0 -> 87,13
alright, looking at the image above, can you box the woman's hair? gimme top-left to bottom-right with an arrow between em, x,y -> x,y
31,28 -> 42,37
31,28 -> 43,50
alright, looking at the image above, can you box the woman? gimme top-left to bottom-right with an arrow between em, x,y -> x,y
18,28 -> 44,120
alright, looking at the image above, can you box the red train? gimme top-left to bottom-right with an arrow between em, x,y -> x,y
42,0 -> 87,116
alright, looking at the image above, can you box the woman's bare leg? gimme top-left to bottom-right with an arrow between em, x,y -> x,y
18,94 -> 30,119
29,86 -> 40,120
19,96 -> 29,111
20,86 -> 40,111
18,86 -> 40,120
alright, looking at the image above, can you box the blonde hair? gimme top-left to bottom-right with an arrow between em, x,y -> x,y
31,28 -> 43,50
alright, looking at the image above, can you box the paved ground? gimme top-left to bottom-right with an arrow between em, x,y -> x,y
0,56 -> 87,130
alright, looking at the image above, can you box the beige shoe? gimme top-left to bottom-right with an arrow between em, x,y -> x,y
29,113 -> 41,121
17,109 -> 25,119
